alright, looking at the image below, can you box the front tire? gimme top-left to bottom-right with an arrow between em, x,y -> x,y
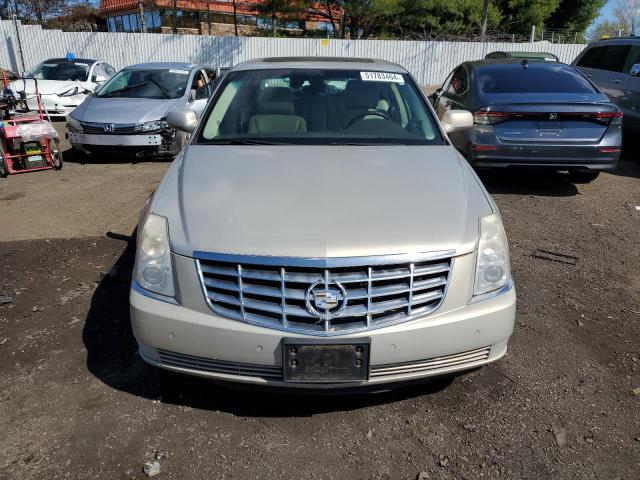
568,170 -> 599,184
0,145 -> 8,177
51,138 -> 63,170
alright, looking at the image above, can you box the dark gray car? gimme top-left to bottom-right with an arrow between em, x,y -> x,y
431,59 -> 622,183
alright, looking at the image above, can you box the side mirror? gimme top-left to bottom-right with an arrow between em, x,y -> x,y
92,75 -> 107,84
630,63 -> 640,76
167,107 -> 198,133
441,109 -> 473,134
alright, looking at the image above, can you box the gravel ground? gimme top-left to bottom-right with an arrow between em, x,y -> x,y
0,122 -> 639,479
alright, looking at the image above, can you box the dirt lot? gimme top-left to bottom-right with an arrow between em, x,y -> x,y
1,122 -> 639,479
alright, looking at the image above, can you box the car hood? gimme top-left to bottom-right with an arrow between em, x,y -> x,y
152,145 -> 493,259
71,97 -> 183,124
8,79 -> 93,96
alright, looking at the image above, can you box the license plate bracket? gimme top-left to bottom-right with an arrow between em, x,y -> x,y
282,338 -> 370,383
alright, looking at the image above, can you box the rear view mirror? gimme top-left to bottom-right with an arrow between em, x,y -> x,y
441,109 -> 473,134
630,64 -> 640,76
167,107 -> 198,133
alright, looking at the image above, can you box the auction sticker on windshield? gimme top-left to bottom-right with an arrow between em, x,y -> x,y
169,69 -> 190,75
360,72 -> 404,83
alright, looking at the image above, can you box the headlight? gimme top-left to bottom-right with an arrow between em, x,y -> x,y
135,214 -> 175,297
473,213 -> 510,296
141,120 -> 169,132
67,115 -> 83,132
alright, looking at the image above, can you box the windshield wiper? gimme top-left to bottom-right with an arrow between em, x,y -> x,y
146,77 -> 171,99
204,139 -> 293,145
101,82 -> 148,97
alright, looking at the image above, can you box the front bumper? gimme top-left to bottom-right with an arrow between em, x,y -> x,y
69,131 -> 162,147
130,252 -> 516,389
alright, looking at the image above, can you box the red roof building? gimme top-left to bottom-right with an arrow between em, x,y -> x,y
99,1 -> 340,35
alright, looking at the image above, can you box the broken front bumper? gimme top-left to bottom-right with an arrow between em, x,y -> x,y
68,132 -> 162,147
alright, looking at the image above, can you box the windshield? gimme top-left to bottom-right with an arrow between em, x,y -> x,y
96,68 -> 191,99
197,68 -> 444,145
478,65 -> 597,94
29,60 -> 90,81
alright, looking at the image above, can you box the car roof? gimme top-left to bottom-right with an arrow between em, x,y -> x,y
585,36 -> 640,46
124,62 -> 200,71
464,58 -> 570,70
45,58 -> 97,64
233,57 -> 407,73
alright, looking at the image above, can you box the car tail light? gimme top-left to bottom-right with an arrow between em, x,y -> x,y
472,145 -> 499,151
474,110 -> 623,125
600,147 -> 622,153
596,111 -> 623,126
473,110 -> 514,125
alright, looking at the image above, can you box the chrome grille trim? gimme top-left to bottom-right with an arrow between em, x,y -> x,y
195,251 -> 455,337
80,122 -> 143,134
158,349 -> 283,379
370,347 -> 491,377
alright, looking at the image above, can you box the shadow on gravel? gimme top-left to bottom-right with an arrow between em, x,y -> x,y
83,238 -> 453,417
477,168 -> 579,197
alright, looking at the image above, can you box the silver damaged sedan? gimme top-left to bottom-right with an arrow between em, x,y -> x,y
130,57 -> 516,390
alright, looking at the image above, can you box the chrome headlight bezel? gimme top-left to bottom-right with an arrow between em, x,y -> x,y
135,213 -> 175,298
473,213 -> 511,297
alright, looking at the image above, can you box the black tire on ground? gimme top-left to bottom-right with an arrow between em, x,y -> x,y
0,146 -> 7,178
51,138 -> 63,170
568,170 -> 600,184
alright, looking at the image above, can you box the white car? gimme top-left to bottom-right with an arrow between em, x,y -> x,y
9,58 -> 116,116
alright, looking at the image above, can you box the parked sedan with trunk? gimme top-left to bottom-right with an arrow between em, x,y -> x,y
130,57 -> 516,390
431,59 -> 622,183
67,62 -> 219,159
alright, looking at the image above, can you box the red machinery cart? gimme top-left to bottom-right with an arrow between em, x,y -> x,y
0,77 -> 62,177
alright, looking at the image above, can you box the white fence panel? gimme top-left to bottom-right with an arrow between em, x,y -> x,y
0,20 -> 586,86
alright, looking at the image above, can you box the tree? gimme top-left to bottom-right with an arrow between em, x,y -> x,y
613,0 -> 640,35
254,0 -> 307,35
304,0 -> 401,39
12,0 -> 68,23
589,18 -> 627,39
494,0 -> 560,34
394,0 -> 501,39
546,0 -> 607,33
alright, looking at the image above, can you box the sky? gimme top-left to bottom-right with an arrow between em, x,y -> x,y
597,0 -> 617,25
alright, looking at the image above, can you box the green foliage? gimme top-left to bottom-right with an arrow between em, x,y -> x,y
395,0 -> 501,37
495,0 -> 561,33
546,0 -> 607,32
589,18 -> 628,39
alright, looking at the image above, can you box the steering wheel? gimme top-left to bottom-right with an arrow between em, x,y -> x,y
345,109 -> 393,129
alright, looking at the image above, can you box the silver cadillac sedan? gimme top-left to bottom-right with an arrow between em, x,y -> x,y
130,57 -> 516,390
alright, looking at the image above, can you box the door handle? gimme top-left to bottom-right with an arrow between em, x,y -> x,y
612,79 -> 623,84
585,73 -> 592,78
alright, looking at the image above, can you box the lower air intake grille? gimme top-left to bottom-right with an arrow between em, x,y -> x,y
158,349 -> 283,379
196,252 -> 453,336
370,347 -> 491,378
